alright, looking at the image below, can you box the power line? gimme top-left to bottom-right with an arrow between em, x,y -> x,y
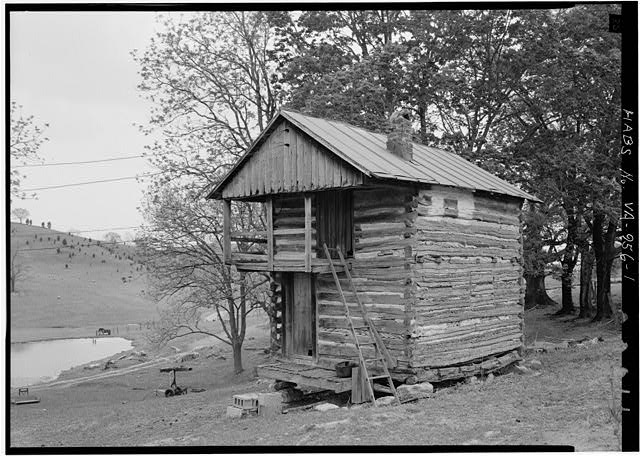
11,154 -> 145,168
21,173 -> 159,192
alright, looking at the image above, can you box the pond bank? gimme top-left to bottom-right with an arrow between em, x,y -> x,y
11,337 -> 136,387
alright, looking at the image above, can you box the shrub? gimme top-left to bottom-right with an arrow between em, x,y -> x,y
62,239 -> 67,246
65,264 -> 68,269
56,248 -> 60,254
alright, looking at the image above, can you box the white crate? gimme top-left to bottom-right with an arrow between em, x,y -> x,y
233,393 -> 258,410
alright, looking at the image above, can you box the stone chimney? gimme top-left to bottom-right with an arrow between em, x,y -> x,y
386,109 -> 413,161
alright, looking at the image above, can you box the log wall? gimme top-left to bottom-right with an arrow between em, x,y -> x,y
409,185 -> 524,368
268,274 -> 284,354
315,186 -> 418,367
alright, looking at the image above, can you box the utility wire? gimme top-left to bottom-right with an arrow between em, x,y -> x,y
11,154 -> 145,168
21,173 -> 159,192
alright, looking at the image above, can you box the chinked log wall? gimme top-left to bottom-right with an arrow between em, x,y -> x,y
315,186 -> 417,367
409,185 -> 524,369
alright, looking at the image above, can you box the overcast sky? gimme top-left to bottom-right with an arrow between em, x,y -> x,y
10,11 -> 168,239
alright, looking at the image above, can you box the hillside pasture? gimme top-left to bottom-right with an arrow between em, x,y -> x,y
9,222 -> 158,342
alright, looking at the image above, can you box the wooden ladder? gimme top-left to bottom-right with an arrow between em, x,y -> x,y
323,243 -> 401,407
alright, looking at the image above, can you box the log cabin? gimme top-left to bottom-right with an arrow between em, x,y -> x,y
207,109 -> 540,396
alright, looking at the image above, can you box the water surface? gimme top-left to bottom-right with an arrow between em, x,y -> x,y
11,337 -> 133,387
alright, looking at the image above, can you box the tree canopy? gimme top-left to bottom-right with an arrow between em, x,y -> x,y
134,6 -> 623,374
10,102 -> 48,201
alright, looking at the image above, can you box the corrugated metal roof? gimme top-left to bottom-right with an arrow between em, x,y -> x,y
209,109 -> 539,202
281,110 -> 538,201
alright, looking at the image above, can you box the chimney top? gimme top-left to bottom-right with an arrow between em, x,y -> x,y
387,109 -> 413,161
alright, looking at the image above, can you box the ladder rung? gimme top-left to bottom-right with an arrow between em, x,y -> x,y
365,356 -> 386,362
369,375 -> 391,380
323,242 -> 400,407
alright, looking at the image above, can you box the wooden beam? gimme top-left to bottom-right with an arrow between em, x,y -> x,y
304,195 -> 312,272
266,197 -> 274,271
223,199 -> 231,264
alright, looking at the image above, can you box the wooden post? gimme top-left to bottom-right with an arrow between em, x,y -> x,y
304,194 -> 312,272
351,366 -> 372,404
266,198 -> 274,271
223,199 -> 231,264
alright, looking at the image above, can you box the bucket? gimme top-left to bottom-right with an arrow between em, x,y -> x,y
335,361 -> 357,378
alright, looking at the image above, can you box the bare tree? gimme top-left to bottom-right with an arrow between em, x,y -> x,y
138,186 -> 268,373
104,232 -> 123,245
10,102 -> 48,201
134,11 -> 280,373
10,243 -> 29,293
11,207 -> 30,224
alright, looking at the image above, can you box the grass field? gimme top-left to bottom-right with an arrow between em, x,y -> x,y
9,308 -> 623,450
9,222 -> 158,342
7,221 -> 627,449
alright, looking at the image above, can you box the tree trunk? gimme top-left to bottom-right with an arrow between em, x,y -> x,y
578,248 -> 595,318
232,340 -> 243,374
592,214 -> 615,321
557,274 -> 575,315
418,106 -> 427,142
524,274 -> 557,309
556,211 -> 579,315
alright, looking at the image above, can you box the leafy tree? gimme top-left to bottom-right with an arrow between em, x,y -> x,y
11,208 -> 30,224
10,102 -> 48,201
495,5 -> 620,316
134,11 -> 280,373
47,221 -> 51,229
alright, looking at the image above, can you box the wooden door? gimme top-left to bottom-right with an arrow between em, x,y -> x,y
284,273 -> 316,358
316,190 -> 353,259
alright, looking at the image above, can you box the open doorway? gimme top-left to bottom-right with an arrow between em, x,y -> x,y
282,272 -> 316,359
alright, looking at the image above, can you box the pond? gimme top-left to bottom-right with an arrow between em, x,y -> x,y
10,337 -> 133,387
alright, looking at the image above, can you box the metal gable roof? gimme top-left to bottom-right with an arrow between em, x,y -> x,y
281,110 -> 538,201
208,109 -> 539,202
